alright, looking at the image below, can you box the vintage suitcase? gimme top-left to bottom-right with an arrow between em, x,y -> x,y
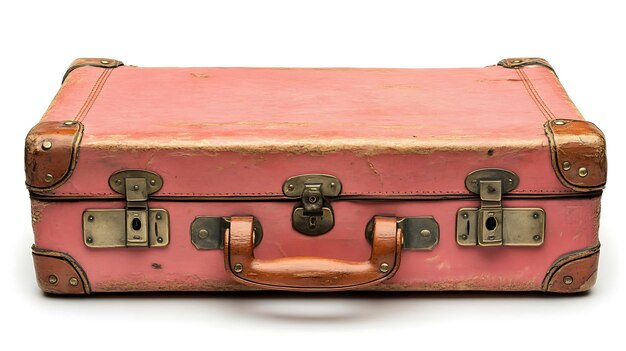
25,57 -> 606,294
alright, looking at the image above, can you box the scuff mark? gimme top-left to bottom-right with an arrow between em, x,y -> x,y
366,157 -> 383,185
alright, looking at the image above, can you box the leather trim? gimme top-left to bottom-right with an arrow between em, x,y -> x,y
25,121 -> 84,191
542,244 -> 600,293
62,57 -> 123,83
32,246 -> 90,294
545,119 -> 607,191
498,57 -> 556,76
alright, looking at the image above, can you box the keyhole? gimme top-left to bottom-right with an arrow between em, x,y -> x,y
309,217 -> 317,229
132,218 -> 142,231
485,217 -> 497,231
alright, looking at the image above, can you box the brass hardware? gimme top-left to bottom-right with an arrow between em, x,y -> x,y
457,169 -> 545,247
83,170 -> 169,248
63,120 -> 75,125
578,167 -> 588,177
283,174 -> 341,236
191,216 -> 263,250
563,276 -> 574,285
48,275 -> 58,284
41,140 -> 52,150
562,161 -> 571,171
233,263 -> 244,273
554,120 -> 566,125
69,277 -> 78,286
44,174 -> 53,183
100,60 -> 111,64
365,216 -> 439,250
379,263 -> 389,273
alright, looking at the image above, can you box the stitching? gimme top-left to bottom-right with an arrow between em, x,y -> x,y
519,68 -> 556,119
516,69 -> 550,121
74,68 -> 113,122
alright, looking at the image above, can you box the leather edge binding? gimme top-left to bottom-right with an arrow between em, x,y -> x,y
31,245 -> 91,294
62,58 -> 123,83
497,57 -> 557,77
542,244 -> 600,293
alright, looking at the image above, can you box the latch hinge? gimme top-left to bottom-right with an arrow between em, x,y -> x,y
457,169 -> 545,247
283,174 -> 342,236
83,170 -> 169,248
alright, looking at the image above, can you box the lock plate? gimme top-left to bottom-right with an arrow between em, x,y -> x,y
83,209 -> 169,248
283,174 -> 341,236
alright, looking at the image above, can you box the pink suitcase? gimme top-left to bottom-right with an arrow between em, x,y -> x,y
25,57 -> 606,293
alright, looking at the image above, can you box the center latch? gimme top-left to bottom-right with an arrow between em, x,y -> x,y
456,168 -> 545,247
283,174 -> 342,236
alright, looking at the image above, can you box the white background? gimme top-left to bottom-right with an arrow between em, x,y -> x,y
1,1 -> 624,350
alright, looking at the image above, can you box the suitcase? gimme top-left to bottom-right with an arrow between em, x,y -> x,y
25,57 -> 606,294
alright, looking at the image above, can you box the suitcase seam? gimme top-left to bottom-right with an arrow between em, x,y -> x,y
74,68 -> 114,123
516,68 -> 556,121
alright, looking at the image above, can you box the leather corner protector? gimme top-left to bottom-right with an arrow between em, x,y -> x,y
25,120 -> 84,191
545,119 -> 607,191
542,245 -> 600,293
62,58 -> 123,83
32,246 -> 90,294
497,57 -> 556,76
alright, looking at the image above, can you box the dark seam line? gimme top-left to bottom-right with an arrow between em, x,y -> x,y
79,68 -> 112,122
516,69 -> 551,121
519,68 -> 556,120
73,69 -> 108,121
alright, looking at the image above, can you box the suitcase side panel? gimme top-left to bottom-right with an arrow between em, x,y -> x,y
31,196 -> 601,292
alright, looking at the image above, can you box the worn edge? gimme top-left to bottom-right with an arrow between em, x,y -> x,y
62,58 -> 124,83
31,245 -> 91,294
497,57 -> 557,77
544,119 -> 607,192
25,121 -> 84,193
541,244 -> 600,292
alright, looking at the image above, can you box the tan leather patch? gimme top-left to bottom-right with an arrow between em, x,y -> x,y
32,247 -> 89,294
545,119 -> 607,191
24,121 -> 83,190
543,245 -> 600,293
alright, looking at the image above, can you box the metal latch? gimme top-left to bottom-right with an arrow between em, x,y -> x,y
456,169 -> 545,247
365,216 -> 439,250
83,170 -> 169,248
282,174 -> 342,236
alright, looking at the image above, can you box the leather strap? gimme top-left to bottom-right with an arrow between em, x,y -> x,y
224,216 -> 402,291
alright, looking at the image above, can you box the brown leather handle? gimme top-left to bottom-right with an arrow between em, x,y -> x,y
224,216 -> 402,291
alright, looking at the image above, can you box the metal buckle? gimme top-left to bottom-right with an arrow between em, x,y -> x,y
83,170 -> 169,248
457,169 -> 545,247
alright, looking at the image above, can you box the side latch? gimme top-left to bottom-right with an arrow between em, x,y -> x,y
282,174 -> 342,236
83,170 -> 169,248
456,169 -> 545,247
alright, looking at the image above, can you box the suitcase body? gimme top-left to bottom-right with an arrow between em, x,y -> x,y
26,58 -> 606,293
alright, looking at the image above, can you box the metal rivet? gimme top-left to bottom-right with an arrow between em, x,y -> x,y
287,184 -> 294,191
461,234 -> 468,240
149,179 -> 157,186
554,120 -> 566,125
88,215 -> 95,221
563,276 -> 574,285
198,229 -> 209,239
379,263 -> 390,273
41,140 -> 52,150
462,213 -> 469,219
533,234 -> 541,241
157,237 -> 164,243
330,182 -> 336,189
233,263 -> 243,273
115,179 -> 122,185
562,161 -> 571,171
133,185 -> 140,191
533,212 -> 539,219
513,59 -> 522,63
69,277 -> 79,286
44,174 -> 54,183
86,237 -> 93,243
100,60 -> 111,64
507,178 -> 514,184
48,275 -> 58,284
63,120 -> 75,125
578,167 -> 588,177
308,196 -> 317,204
488,235 -> 496,240
156,214 -> 162,220
420,229 -> 431,238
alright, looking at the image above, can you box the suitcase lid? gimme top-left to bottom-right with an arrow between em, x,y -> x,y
25,58 -> 606,199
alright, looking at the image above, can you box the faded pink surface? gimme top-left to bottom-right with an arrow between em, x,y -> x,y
34,197 -> 600,291
31,63 -> 600,291
41,65 -> 581,197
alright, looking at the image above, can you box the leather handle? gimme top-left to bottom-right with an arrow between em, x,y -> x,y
224,216 -> 402,291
